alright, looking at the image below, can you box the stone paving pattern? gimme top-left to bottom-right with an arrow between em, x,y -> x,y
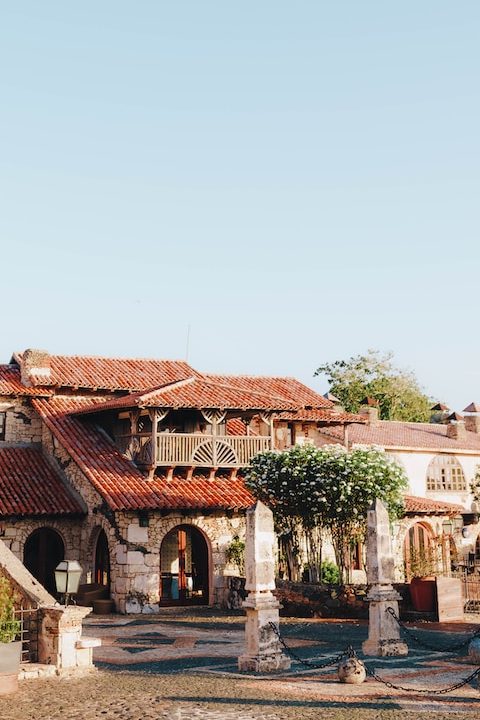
1,608 -> 480,719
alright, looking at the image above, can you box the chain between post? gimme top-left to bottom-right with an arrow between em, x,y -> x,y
269,618 -> 480,695
386,606 -> 480,653
269,621 -> 350,669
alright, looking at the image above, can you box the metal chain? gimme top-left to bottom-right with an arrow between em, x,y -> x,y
269,621 -> 351,669
366,663 -> 480,695
271,620 -> 480,694
386,607 -> 480,653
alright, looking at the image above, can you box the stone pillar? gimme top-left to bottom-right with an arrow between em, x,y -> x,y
38,605 -> 101,675
238,502 -> 290,672
362,499 -> 408,657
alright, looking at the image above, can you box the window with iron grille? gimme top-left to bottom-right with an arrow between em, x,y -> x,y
426,454 -> 466,492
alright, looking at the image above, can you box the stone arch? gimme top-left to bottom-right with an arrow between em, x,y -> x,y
403,520 -> 436,581
86,523 -> 115,587
23,526 -> 65,596
94,528 -> 111,589
159,521 -> 212,605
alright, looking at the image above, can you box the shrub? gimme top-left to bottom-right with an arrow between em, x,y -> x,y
0,576 -> 21,643
320,560 -> 340,584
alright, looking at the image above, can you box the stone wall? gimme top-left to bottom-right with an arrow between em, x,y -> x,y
112,510 -> 246,613
1,518 -> 83,564
2,400 -> 42,444
275,580 -> 369,618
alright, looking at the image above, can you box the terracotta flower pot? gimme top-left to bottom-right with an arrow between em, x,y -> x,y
409,577 -> 436,612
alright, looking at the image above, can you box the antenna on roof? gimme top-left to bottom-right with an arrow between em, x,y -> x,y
185,323 -> 191,362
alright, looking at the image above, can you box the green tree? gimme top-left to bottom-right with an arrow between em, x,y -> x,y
245,444 -> 407,582
315,350 -> 434,422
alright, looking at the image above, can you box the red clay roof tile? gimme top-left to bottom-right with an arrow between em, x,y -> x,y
404,495 -> 464,515
274,408 -> 366,424
0,446 -> 85,517
71,377 -> 298,415
15,352 -> 200,391
204,374 -> 332,410
318,421 -> 480,452
0,366 -> 52,397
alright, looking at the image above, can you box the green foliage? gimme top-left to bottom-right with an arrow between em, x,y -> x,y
471,466 -> 480,503
245,443 -> 407,580
225,535 -> 245,575
407,547 -> 438,579
315,349 -> 434,422
320,560 -> 340,584
0,576 -> 21,643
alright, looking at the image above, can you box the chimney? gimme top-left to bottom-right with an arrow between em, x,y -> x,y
323,391 -> 345,412
20,348 -> 51,387
358,397 -> 379,424
430,402 -> 450,424
463,403 -> 480,434
446,412 -> 467,441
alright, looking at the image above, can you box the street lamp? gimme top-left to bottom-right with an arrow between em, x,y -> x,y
55,560 -> 82,606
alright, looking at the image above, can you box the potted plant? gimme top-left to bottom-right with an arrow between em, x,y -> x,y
224,536 -> 245,576
408,548 -> 438,613
0,576 -> 22,695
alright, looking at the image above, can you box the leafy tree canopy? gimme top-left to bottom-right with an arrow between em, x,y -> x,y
315,349 -> 435,422
245,443 -> 407,580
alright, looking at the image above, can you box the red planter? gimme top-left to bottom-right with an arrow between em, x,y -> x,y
409,577 -> 436,612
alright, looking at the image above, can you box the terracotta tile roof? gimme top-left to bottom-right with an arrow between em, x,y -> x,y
71,377 -> 298,415
14,352 -> 199,391
274,408 -> 366,424
318,420 -> 480,453
0,446 -> 85,517
404,495 -> 464,515
32,397 -> 254,511
203,374 -> 332,410
0,366 -> 52,397
226,418 -> 248,436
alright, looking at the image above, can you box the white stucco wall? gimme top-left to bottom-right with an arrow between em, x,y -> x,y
386,448 -> 479,511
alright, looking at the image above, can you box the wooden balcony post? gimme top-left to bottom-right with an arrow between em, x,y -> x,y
149,409 -> 158,468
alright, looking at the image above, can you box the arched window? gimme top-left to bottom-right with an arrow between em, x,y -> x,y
426,455 -> 466,492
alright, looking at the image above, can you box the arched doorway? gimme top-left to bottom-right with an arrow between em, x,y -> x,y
94,529 -> 111,590
403,522 -> 435,580
160,525 -> 209,605
24,528 -> 65,596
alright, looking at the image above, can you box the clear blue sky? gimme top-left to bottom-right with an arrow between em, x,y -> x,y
1,2 -> 479,410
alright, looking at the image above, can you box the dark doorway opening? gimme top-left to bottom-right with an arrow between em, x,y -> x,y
94,529 -> 111,590
160,525 -> 209,605
24,528 -> 65,596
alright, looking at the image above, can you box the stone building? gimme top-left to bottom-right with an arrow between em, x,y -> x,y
0,348 -> 361,612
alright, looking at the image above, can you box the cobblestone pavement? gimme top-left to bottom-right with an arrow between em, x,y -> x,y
1,609 -> 480,719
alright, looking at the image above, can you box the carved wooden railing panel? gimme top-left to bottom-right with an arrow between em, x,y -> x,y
117,433 -> 271,468
116,434 -> 153,465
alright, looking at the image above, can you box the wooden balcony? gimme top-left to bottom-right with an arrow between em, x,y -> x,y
116,433 -> 272,469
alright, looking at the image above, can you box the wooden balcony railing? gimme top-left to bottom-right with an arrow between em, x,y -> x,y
116,433 -> 272,469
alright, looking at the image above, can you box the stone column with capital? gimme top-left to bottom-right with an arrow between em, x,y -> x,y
362,498 -> 408,657
238,501 -> 291,672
